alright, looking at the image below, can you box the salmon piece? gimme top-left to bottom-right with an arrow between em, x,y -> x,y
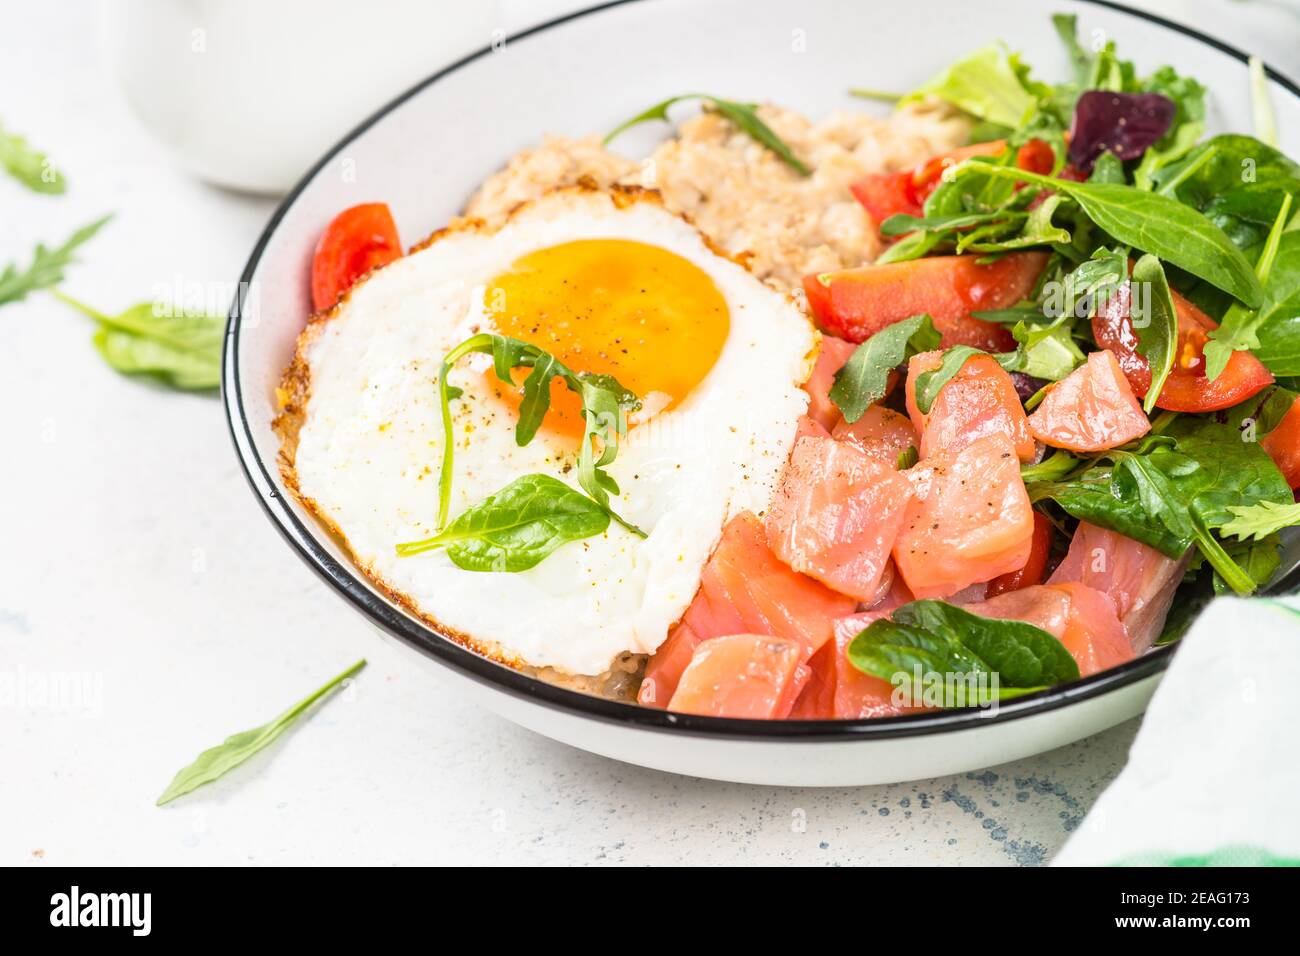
828,613 -> 914,718
1028,350 -> 1150,452
1048,521 -> 1189,651
765,437 -> 915,601
803,253 -> 1047,350
906,350 -> 1036,462
966,583 -> 1133,677
832,405 -> 918,466
893,434 -> 1035,598
639,513 -> 856,708
804,335 -> 858,430
795,414 -> 832,444
668,635 -> 806,718
789,640 -> 837,718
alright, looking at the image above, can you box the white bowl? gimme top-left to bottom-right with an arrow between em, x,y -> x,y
223,0 -> 1300,785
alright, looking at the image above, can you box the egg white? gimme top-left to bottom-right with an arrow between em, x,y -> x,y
289,189 -> 817,675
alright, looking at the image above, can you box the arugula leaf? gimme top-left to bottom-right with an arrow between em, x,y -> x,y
0,215 -> 111,308
1002,315 -> 1085,381
1220,500 -> 1300,542
912,346 -> 986,415
1020,448 -> 1079,483
0,120 -> 65,193
435,333 -> 644,538
846,599 -> 1079,705
1128,255 -> 1178,412
900,45 -> 1037,128
1051,13 -> 1090,87
156,659 -> 365,806
53,292 -> 223,391
604,94 -> 809,175
1204,192 -> 1293,380
1249,56 -> 1278,148
958,192 -> 1070,253
397,474 -> 610,571
969,165 -> 1263,307
873,229 -> 942,264
1089,152 -> 1127,185
896,445 -> 919,470
828,315 -> 937,423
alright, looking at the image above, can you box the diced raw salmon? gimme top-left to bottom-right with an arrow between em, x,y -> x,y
804,335 -> 858,430
789,640 -> 837,718
966,582 -> 1133,677
802,252 -> 1047,350
639,513 -> 857,708
667,635 -> 806,718
765,437 -> 915,601
795,414 -> 832,444
906,350 -> 1035,462
893,434 -> 1035,598
1048,521 -> 1190,651
1028,350 -> 1150,452
832,405 -> 918,466
827,614 -> 913,718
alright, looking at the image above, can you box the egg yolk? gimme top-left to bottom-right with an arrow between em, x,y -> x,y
484,238 -> 730,442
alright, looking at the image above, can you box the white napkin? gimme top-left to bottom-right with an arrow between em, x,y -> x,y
1054,597 -> 1300,866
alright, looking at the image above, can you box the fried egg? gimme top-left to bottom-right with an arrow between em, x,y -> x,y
286,188 -> 817,676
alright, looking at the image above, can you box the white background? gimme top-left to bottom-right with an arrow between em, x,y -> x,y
3,0 -> 1297,866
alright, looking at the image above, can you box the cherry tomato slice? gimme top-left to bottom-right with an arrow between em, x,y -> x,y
310,203 -> 402,311
1092,279 -> 1274,413
985,513 -> 1052,597
1262,396 -> 1300,490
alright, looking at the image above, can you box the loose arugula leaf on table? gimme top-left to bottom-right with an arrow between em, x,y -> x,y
966,165 -> 1263,307
53,292 -> 223,391
1204,193 -> 1293,381
0,121 -> 65,194
0,214 -> 110,308
604,94 -> 810,175
1129,254 -> 1178,412
434,333 -> 644,539
156,659 -> 365,806
899,45 -> 1037,128
396,474 -> 611,571
828,314 -> 938,423
846,599 -> 1079,706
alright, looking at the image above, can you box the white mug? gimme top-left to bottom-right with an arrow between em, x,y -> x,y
100,0 -> 500,195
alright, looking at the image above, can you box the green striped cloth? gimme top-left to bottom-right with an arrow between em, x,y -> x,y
1054,598 -> 1300,867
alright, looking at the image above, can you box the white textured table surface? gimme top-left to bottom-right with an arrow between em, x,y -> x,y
3,0 -> 1296,867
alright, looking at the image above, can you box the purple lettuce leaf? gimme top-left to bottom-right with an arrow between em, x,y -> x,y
1067,91 -> 1176,171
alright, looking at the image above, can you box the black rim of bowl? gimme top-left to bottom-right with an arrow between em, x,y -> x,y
223,0 -> 1300,741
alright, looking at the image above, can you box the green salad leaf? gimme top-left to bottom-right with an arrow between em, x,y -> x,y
0,120 -> 65,193
604,94 -> 810,175
157,659 -> 366,806
846,600 -> 1079,706
397,474 -> 610,571
53,292 -> 223,391
1129,254 -> 1178,412
899,45 -> 1037,128
1220,500 -> 1300,543
828,314 -> 937,423
0,215 -> 110,308
1249,55 -> 1278,148
1250,232 -> 1300,375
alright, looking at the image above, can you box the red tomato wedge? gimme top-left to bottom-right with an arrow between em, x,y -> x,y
986,512 -> 1052,597
1092,280 -> 1274,412
310,203 -> 403,311
638,513 -> 856,708
1028,350 -> 1151,452
668,635 -> 807,719
1048,521 -> 1189,652
906,349 -> 1036,462
893,434 -> 1035,599
804,335 -> 858,430
765,436 -> 916,601
832,405 -> 918,465
850,171 -> 922,226
804,252 -> 1047,350
966,583 -> 1134,677
1262,396 -> 1300,489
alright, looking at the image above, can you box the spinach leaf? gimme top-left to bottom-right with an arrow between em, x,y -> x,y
0,215 -> 111,308
435,333 -> 643,537
829,314 -> 937,423
899,45 -> 1037,128
53,292 -> 223,391
846,599 -> 1079,706
0,120 -> 65,193
1204,193 -> 1293,380
605,94 -> 809,175
1240,232 -> 1300,375
970,165 -> 1263,307
1129,254 -> 1178,412
397,474 -> 610,571
157,659 -> 365,806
